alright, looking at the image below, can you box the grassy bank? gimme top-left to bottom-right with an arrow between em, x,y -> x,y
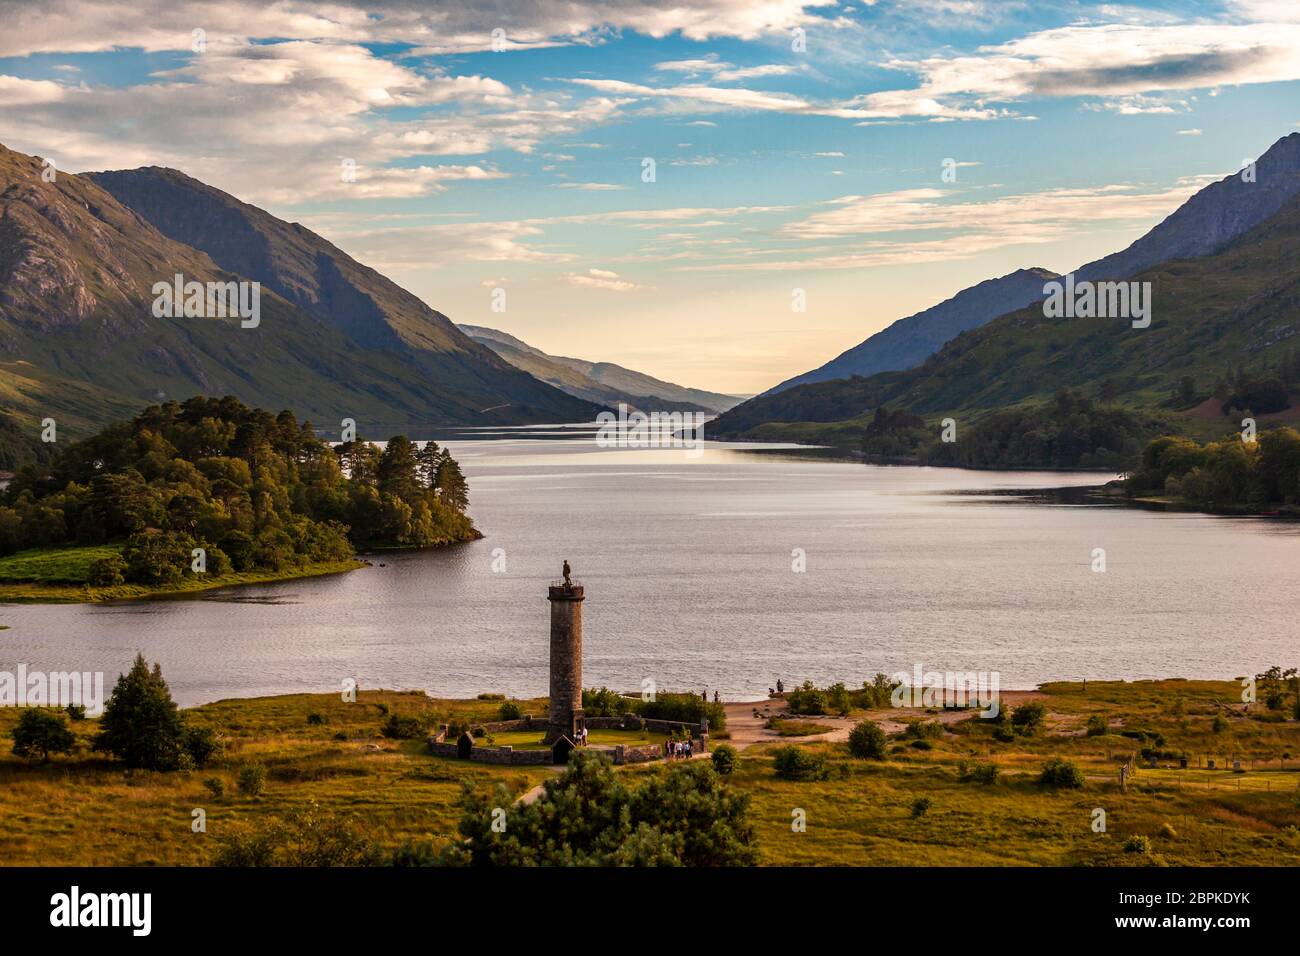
0,544 -> 365,603
2,678 -> 1298,866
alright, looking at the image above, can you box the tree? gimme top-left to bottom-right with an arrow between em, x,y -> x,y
1011,700 -> 1047,736
848,720 -> 888,759
450,750 -> 757,866
433,450 -> 469,512
11,709 -> 75,762
93,654 -> 187,770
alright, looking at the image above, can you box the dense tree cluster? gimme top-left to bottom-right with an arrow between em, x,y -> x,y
856,391 -> 1160,470
0,396 -> 476,581
1127,428 -> 1300,509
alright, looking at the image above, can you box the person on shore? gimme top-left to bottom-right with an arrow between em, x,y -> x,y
776,679 -> 784,694
713,690 -> 720,704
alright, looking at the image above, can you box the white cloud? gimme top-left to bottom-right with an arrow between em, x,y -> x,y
550,181 -> 629,190
559,268 -> 642,291
1177,127 -> 1204,135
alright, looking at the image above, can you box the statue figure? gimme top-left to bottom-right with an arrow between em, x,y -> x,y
562,559 -> 572,588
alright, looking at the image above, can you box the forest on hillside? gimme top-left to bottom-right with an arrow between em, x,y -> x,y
0,396 -> 476,585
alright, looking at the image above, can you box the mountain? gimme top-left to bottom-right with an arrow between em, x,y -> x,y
764,132 -> 1300,398
0,144 -> 601,440
711,186 -> 1300,445
766,268 -> 1058,394
458,323 -> 742,414
1074,132 -> 1300,282
81,164 -> 600,427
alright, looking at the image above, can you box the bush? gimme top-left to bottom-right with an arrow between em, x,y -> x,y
93,653 -> 188,770
183,725 -> 220,767
911,796 -> 932,817
11,709 -> 76,762
956,759 -> 999,784
1011,701 -> 1047,736
772,745 -> 830,781
381,714 -> 424,739
847,720 -> 888,759
214,801 -> 383,867
711,744 -> 738,775
306,712 -> 325,726
1085,714 -> 1109,737
1124,835 -> 1151,854
904,719 -> 943,740
237,764 -> 266,797
203,777 -> 225,799
87,554 -> 127,586
65,703 -> 87,721
785,681 -> 827,716
1039,757 -> 1084,789
638,692 -> 725,731
910,739 -> 933,750
1212,714 -> 1229,733
498,701 -> 522,721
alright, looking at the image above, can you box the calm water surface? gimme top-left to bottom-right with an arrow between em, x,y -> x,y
3,428 -> 1297,706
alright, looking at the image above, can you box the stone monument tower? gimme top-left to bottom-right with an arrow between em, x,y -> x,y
545,561 -> 585,744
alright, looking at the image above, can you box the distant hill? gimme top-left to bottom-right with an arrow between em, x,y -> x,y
766,268 -> 1058,394
764,132 -> 1300,398
459,324 -> 741,414
711,184 -> 1300,447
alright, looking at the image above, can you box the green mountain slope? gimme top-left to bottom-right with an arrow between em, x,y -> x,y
458,323 -> 741,413
0,144 -> 601,441
712,189 -> 1300,446
84,165 -> 601,425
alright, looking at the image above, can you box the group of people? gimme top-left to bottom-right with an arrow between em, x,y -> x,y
666,738 -> 695,759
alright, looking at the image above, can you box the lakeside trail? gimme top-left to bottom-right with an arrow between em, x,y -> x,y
720,690 -> 1048,749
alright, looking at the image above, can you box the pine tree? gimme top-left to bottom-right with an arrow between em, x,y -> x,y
93,653 -> 187,770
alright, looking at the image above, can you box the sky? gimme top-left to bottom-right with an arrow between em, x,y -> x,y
1,1 -> 1299,394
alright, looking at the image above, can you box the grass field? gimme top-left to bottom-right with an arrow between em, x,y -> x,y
1,679 -> 1298,866
0,543 -> 364,603
486,728 -> 669,749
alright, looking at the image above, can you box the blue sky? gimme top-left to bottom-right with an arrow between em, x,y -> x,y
1,0 -> 1298,392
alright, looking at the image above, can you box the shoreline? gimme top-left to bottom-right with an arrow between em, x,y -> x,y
0,558 -> 366,605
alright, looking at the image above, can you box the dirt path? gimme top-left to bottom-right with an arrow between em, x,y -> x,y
720,690 -> 1047,750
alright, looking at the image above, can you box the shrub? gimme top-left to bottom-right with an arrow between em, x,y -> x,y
381,714 -> 423,739
956,759 -> 999,784
785,681 -> 827,716
638,693 -> 725,731
183,725 -> 220,767
1212,714 -> 1229,733
306,712 -> 325,726
904,719 -> 943,740
237,764 -> 266,797
1011,701 -> 1047,736
993,724 -> 1016,743
498,700 -> 522,721
1158,822 -> 1177,840
826,682 -> 851,716
910,739 -> 933,750
1124,835 -> 1152,854
214,801 -> 383,867
203,777 -> 225,799
847,720 -> 888,759
1085,714 -> 1109,737
582,686 -> 630,717
1039,757 -> 1084,789
11,709 -> 76,762
911,796 -> 932,817
87,554 -> 127,586
711,744 -> 738,775
772,745 -> 830,781
65,703 -> 87,721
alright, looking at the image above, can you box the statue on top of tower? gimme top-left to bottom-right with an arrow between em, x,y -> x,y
562,560 -> 572,588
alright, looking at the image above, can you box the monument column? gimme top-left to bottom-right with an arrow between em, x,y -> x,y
545,568 -> 585,744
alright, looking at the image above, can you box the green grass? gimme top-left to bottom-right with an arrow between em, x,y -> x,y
0,553 -> 364,603
0,544 -> 124,584
485,728 -> 668,749
769,719 -> 837,736
3,678 -> 1299,866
